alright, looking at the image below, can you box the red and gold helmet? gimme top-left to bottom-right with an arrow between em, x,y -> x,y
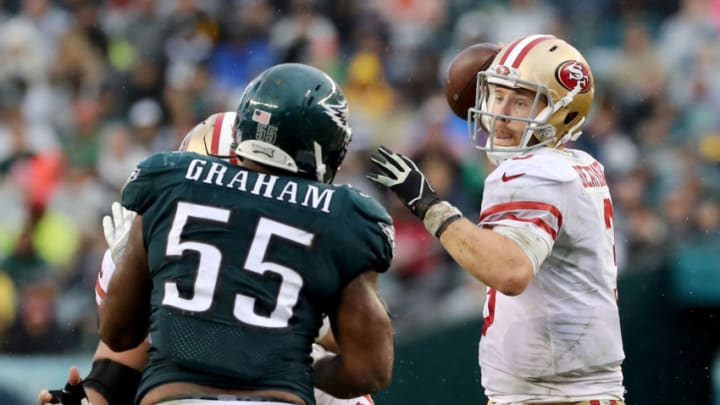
469,35 -> 594,165
178,112 -> 238,163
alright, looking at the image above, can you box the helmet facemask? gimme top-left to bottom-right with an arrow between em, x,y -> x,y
469,72 -> 560,165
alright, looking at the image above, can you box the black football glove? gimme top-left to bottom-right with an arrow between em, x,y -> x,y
368,146 -> 463,237
47,381 -> 88,405
367,146 -> 441,219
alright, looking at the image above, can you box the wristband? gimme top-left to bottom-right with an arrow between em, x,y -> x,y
83,359 -> 142,405
422,201 -> 463,237
435,214 -> 462,238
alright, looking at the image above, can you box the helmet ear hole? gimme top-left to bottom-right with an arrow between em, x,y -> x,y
564,111 -> 578,125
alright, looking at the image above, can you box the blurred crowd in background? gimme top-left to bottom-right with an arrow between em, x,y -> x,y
0,0 -> 719,363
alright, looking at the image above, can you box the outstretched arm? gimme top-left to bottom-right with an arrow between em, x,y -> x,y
312,271 -> 393,398
37,341 -> 147,405
367,146 -> 534,295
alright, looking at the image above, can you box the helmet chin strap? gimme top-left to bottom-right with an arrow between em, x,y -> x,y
557,116 -> 585,146
313,141 -> 327,182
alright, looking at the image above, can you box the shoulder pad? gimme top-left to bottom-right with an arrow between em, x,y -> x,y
491,150 -> 578,184
138,151 -> 197,170
339,185 -> 393,224
334,185 -> 394,273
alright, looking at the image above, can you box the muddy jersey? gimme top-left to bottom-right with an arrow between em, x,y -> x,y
478,148 -> 624,402
118,152 -> 394,405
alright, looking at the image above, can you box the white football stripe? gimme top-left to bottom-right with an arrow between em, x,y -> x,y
218,112 -> 236,156
502,34 -> 553,67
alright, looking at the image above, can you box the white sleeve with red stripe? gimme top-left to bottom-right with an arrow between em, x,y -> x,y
95,249 -> 116,306
479,152 -> 570,251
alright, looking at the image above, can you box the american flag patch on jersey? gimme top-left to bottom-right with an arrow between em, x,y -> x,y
252,109 -> 271,125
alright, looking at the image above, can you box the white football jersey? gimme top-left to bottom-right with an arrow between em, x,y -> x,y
478,148 -> 625,402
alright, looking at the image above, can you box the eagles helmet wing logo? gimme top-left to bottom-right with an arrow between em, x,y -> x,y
318,73 -> 351,137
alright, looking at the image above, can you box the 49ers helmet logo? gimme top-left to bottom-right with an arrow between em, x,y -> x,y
555,60 -> 592,93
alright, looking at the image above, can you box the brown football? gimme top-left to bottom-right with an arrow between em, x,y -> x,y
444,43 -> 500,119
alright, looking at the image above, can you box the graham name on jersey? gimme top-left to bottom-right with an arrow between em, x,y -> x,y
185,158 -> 335,213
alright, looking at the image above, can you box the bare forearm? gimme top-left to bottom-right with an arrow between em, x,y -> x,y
313,354 -> 389,398
439,217 -> 532,295
99,216 -> 151,351
99,316 -> 147,352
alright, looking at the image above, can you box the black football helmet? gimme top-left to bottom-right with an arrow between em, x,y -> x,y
234,63 -> 352,183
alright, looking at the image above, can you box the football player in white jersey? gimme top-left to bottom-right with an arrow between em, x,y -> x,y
38,112 -> 375,405
369,34 -> 625,405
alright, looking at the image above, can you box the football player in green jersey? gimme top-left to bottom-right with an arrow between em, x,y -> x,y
39,111 -> 382,405
98,63 -> 394,405
38,114 -> 242,405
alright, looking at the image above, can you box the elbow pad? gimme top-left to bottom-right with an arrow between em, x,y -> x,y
492,225 -> 551,274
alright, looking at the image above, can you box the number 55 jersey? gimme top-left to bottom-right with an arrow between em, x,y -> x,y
478,147 -> 625,402
119,152 -> 394,405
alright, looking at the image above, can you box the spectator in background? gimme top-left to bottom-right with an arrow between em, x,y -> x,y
127,97 -> 176,153
271,0 -> 339,72
59,98 -> 103,170
3,277 -> 78,354
71,0 -> 108,58
0,227 -> 51,296
17,0 -> 69,59
0,222 -> 78,355
117,0 -> 166,61
485,0 -> 560,43
0,17 -> 58,126
581,95 -> 639,181
96,122 -> 148,192
0,271 -> 16,341
50,26 -> 106,99
209,0 -> 277,101
0,77 -> 59,172
658,0 -> 718,74
0,18 -> 48,87
609,20 -> 666,134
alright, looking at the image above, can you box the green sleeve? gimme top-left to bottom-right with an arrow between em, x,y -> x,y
336,186 -> 394,280
120,152 -> 186,214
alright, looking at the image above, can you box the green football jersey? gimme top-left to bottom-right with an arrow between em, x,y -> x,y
120,152 -> 394,405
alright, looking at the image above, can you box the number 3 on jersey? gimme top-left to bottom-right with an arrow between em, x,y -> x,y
162,201 -> 310,328
603,197 -> 617,266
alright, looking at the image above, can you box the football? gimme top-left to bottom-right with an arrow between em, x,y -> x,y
444,43 -> 500,119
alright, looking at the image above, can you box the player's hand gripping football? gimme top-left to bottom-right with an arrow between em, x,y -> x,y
102,201 -> 137,264
37,366 -> 89,405
368,146 -> 463,237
